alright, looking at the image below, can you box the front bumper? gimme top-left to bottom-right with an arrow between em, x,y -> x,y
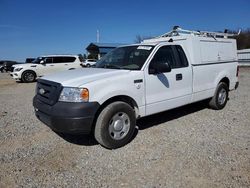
33,96 -> 100,134
10,71 -> 21,80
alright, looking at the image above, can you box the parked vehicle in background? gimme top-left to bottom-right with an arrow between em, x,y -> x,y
81,59 -> 97,67
11,55 -> 82,83
25,58 -> 35,63
33,27 -> 239,149
0,61 -> 5,72
0,61 -> 21,72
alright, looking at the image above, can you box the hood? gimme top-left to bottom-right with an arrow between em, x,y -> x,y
41,68 -> 130,87
13,63 -> 34,69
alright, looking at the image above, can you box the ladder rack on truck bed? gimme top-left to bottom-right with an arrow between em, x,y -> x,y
143,26 -> 240,43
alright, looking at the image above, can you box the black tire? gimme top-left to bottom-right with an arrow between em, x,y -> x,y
86,64 -> 91,67
21,71 -> 36,83
209,82 -> 229,110
0,67 -> 4,72
94,101 -> 136,149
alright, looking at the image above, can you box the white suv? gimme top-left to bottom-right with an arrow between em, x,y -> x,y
11,55 -> 82,82
81,59 -> 97,67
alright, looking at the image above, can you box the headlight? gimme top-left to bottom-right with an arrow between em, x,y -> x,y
59,87 -> 89,102
14,67 -> 23,72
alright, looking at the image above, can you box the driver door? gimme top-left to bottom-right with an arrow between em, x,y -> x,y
144,45 -> 192,115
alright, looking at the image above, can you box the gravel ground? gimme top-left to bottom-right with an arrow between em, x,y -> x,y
0,69 -> 249,188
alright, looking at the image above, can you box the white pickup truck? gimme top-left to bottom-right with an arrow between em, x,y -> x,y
33,27 -> 239,149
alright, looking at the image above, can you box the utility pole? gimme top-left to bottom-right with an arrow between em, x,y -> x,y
97,29 -> 100,43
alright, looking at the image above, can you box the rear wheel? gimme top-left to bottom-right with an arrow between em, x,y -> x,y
94,101 -> 136,149
21,71 -> 36,83
86,64 -> 91,67
209,82 -> 229,110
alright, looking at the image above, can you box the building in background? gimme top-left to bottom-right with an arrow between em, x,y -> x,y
238,49 -> 250,66
86,43 -> 124,60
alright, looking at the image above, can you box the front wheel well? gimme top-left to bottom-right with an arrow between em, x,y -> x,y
100,95 -> 139,116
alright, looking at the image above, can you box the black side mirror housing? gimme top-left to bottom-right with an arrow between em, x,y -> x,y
149,62 -> 171,74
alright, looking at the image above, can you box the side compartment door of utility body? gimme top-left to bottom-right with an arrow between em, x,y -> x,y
144,45 -> 193,115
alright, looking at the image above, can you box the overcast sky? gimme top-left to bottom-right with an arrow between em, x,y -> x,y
0,0 -> 249,61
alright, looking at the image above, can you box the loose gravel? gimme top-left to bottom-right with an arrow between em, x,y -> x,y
0,69 -> 249,188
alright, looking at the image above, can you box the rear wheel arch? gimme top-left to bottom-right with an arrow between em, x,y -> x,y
209,82 -> 229,110
219,77 -> 230,88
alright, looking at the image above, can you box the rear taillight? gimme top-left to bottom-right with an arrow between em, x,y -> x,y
236,66 -> 239,77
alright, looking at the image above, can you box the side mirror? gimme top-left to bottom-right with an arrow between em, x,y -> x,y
149,62 -> 171,74
40,60 -> 45,64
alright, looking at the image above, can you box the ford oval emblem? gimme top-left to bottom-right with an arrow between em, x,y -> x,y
39,88 -> 45,95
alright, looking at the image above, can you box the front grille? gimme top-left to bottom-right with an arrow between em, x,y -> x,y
36,79 -> 62,105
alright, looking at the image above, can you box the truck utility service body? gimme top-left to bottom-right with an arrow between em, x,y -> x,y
33,28 -> 239,148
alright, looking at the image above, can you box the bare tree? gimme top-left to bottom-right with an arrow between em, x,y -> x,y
134,35 -> 153,43
234,28 -> 250,50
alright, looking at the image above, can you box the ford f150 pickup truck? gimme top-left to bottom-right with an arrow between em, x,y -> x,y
33,27 -> 239,149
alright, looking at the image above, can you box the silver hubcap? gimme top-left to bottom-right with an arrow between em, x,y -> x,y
24,73 -> 34,81
108,112 -> 130,140
218,88 -> 227,105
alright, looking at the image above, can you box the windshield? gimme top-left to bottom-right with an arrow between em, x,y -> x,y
95,45 -> 154,70
32,57 -> 45,64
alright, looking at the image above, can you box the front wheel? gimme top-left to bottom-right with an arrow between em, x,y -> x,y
209,82 -> 229,110
21,71 -> 36,83
94,101 -> 136,149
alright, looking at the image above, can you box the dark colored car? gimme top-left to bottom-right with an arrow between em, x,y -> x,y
25,58 -> 35,63
0,61 -> 5,72
0,61 -> 17,72
0,61 -> 24,72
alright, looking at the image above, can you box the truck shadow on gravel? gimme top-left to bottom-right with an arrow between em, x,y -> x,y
55,133 -> 98,146
55,100 -> 209,147
137,100 -> 209,130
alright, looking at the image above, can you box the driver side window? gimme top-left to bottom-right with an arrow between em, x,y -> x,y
150,46 -> 176,69
44,57 -> 53,64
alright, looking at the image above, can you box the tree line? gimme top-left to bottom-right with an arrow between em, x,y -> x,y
233,28 -> 250,50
